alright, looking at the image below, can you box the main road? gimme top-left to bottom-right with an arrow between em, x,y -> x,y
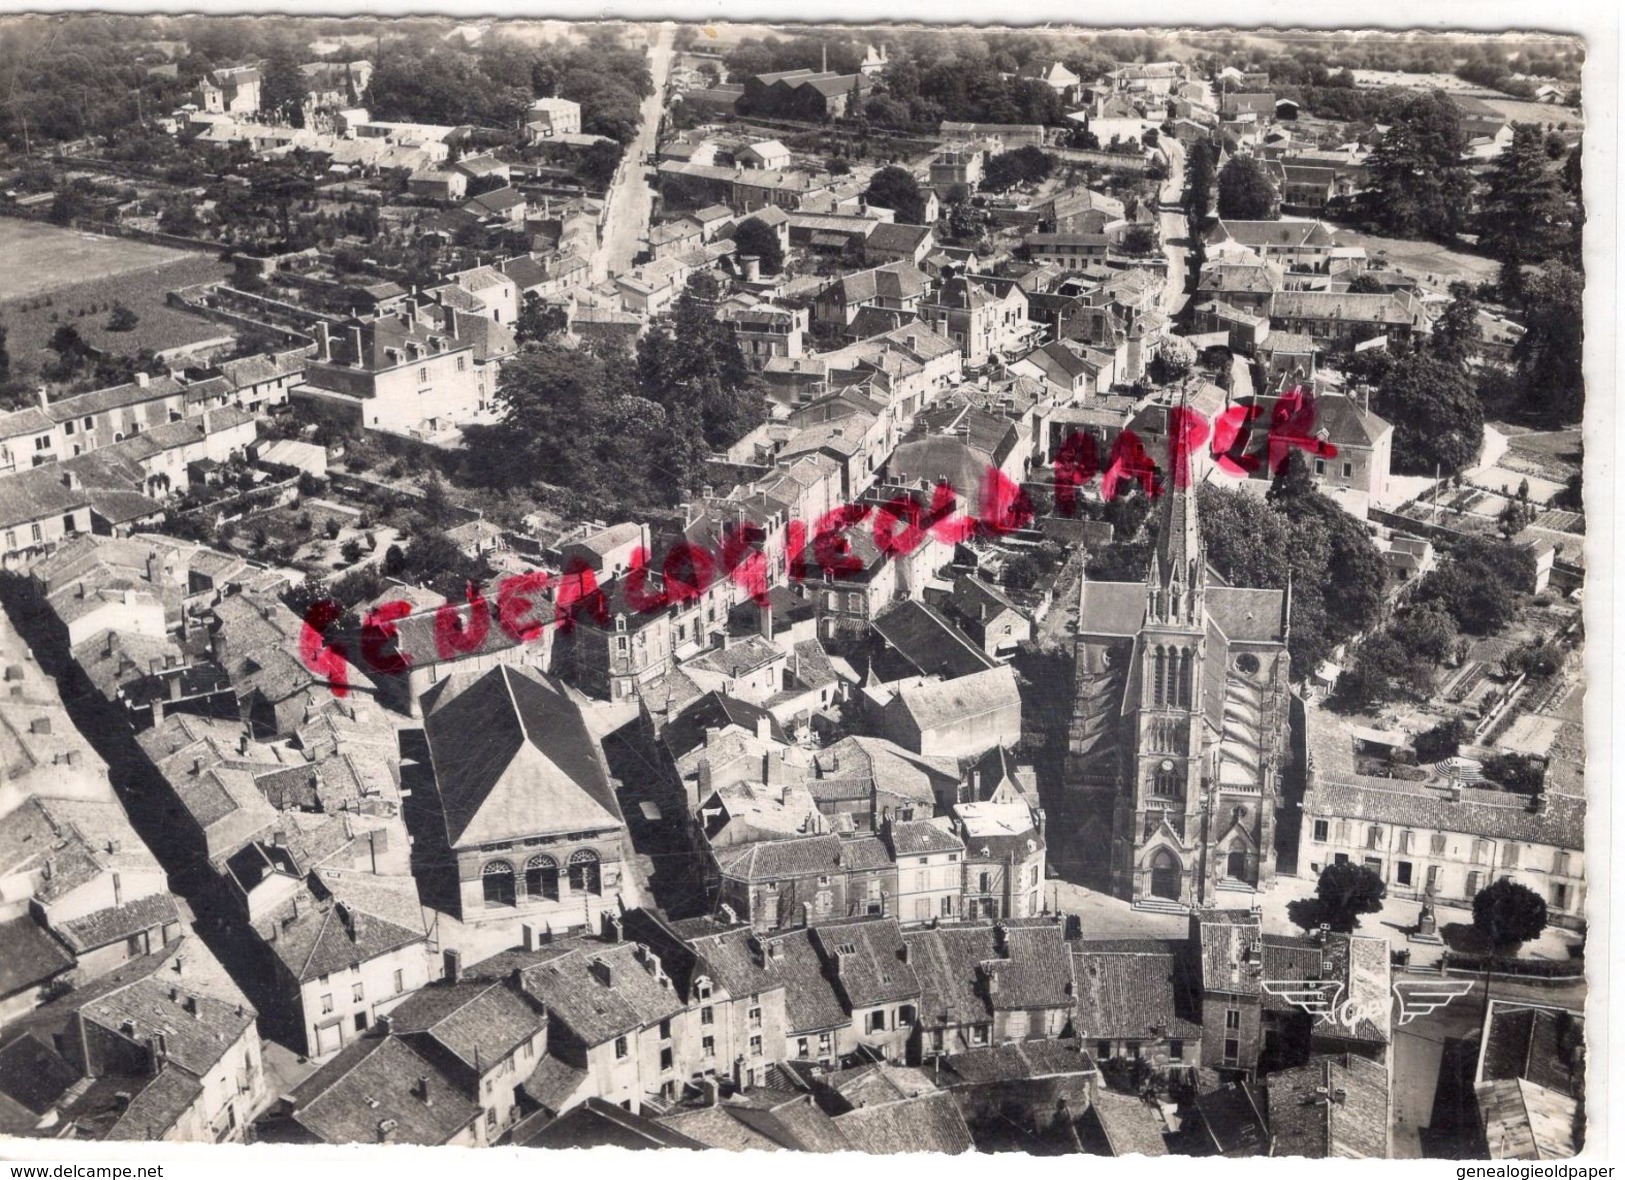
1155,134 -> 1192,320
592,22 -> 675,284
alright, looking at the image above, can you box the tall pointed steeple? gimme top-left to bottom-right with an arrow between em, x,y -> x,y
1147,387 -> 1206,627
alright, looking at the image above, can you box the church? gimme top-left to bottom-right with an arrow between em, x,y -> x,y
1065,473 -> 1293,907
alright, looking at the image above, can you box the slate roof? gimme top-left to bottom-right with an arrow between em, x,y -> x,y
1071,939 -> 1202,1040
423,666 -> 622,849
286,1034 -> 478,1145
833,1089 -> 973,1154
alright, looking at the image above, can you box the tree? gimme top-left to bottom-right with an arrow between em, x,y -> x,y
1414,538 -> 1528,635
863,165 -> 926,224
1357,91 -> 1473,240
945,198 -> 985,246
1512,262 -> 1584,424
1216,154 -> 1277,220
575,139 -> 622,190
1375,353 -> 1484,475
1266,449 -> 1317,504
1431,284 -> 1481,366
258,53 -> 308,129
732,216 -> 785,275
1147,334 -> 1196,384
1121,223 -> 1157,255
514,292 -> 567,347
981,145 -> 1055,193
1315,862 -> 1387,933
1389,601 -> 1459,665
1186,139 -> 1218,222
1333,634 -> 1411,710
48,324 -> 89,372
1481,752 -> 1545,795
48,182 -> 91,227
1478,123 -> 1567,268
636,281 -> 764,452
1472,878 -> 1548,954
1345,273 -> 1386,294
1199,483 -> 1386,679
106,303 -> 139,332
1414,718 -> 1468,763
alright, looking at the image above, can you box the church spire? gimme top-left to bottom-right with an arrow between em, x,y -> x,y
1147,386 -> 1206,627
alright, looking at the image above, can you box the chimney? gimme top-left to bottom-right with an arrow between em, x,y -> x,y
377,1118 -> 399,1143
415,1075 -> 433,1103
443,948 -> 462,982
168,674 -> 183,702
589,956 -> 614,988
184,994 -> 200,1018
348,325 -> 365,367
719,903 -> 737,925
36,385 -> 47,410
29,717 -> 50,735
758,601 -> 774,639
135,372 -> 150,389
313,320 -> 332,362
1448,782 -> 1463,802
769,941 -> 784,961
521,923 -> 538,952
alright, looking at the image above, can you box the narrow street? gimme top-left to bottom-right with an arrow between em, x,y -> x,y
592,23 -> 675,283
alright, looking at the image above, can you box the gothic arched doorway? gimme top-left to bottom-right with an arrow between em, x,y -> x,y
1149,849 -> 1180,900
1226,847 -> 1248,879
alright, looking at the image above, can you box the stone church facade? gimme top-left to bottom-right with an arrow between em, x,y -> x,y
1065,479 -> 1293,907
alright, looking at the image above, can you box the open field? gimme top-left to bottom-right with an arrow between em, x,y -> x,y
1482,96 -> 1583,129
1327,223 -> 1501,291
0,219 -> 197,300
0,251 -> 234,364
